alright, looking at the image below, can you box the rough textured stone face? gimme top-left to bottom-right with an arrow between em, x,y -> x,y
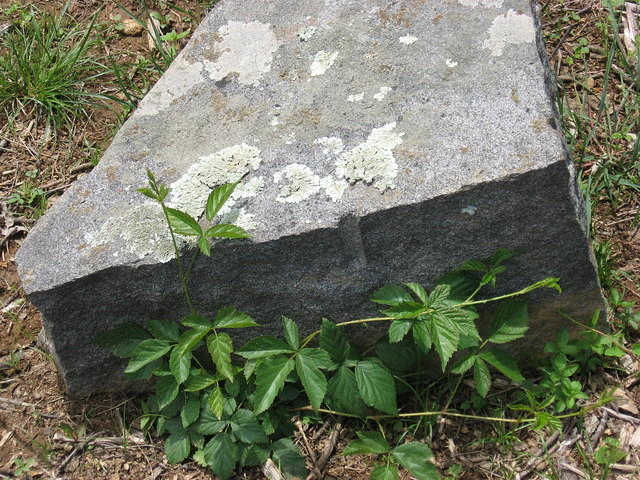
17,0 -> 605,395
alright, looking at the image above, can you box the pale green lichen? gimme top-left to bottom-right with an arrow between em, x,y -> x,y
202,21 -> 279,86
314,136 -> 344,155
347,92 -> 364,102
274,163 -> 321,203
168,144 -> 262,217
483,9 -> 535,56
297,26 -> 317,42
320,176 -> 348,201
373,86 -> 392,101
310,51 -> 338,76
336,123 -> 404,192
399,35 -> 418,45
218,176 -> 265,217
446,58 -> 459,68
220,207 -> 257,231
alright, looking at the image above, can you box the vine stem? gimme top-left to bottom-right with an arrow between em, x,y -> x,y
300,317 -> 393,349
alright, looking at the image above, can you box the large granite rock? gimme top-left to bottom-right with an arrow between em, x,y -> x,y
17,0 -> 605,395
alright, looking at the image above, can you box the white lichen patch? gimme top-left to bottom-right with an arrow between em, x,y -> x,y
218,176 -> 265,217
274,163 -> 321,203
320,176 -> 348,201
297,26 -> 317,42
168,144 -> 262,217
314,136 -> 344,155
270,117 -> 280,126
347,92 -> 364,102
202,21 -> 279,86
446,58 -> 459,68
220,207 -> 257,231
483,9 -> 535,56
310,51 -> 338,76
86,203 -> 186,262
461,206 -> 478,216
373,86 -> 392,101
399,35 -> 418,45
336,123 -> 404,192
458,0 -> 504,7
138,59 -> 204,116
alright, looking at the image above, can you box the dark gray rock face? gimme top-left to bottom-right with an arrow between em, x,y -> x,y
17,0 -> 605,395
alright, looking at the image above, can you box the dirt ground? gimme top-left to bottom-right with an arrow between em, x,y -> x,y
1,1 -> 639,479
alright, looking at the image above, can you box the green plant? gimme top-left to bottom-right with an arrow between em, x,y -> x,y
96,171 -> 589,479
0,4 -> 111,130
12,457 -> 37,476
595,438 -> 626,479
6,169 -> 47,217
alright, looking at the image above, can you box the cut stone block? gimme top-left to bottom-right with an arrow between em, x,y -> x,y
17,0 -> 605,395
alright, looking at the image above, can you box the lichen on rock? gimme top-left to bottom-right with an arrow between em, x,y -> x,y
274,163 -> 321,203
310,51 -> 338,76
483,9 -> 535,56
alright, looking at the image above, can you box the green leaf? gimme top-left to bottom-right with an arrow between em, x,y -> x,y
428,284 -> 451,305
198,236 -> 211,256
204,224 -> 250,238
138,187 -> 159,201
320,319 -> 351,364
169,348 -> 191,384
371,466 -> 400,480
125,339 -> 171,373
206,182 -> 237,221
355,360 -> 397,414
214,307 -> 258,329
632,343 -> 640,355
208,386 -> 225,420
430,315 -> 459,371
195,406 -> 226,434
145,319 -> 180,342
203,433 -> 237,479
254,356 -> 295,414
473,358 -> 491,398
174,328 -> 209,358
184,370 -> 222,392
207,333 -> 234,382
94,323 -> 150,358
156,376 -> 179,410
389,319 -> 413,343
491,248 -> 515,267
237,336 -> 294,359
404,282 -> 429,304
296,349 -> 327,409
343,431 -> 391,455
299,348 -> 333,369
180,314 -> 213,329
164,430 -> 191,464
382,303 -> 426,319
436,270 -> 477,301
392,443 -> 437,480
326,366 -> 367,416
412,319 -> 432,353
479,350 -> 525,382
271,438 -> 307,479
488,301 -> 529,344
375,339 -> 420,373
281,316 -> 300,350
230,409 -> 268,443
371,285 -> 413,306
451,354 -> 476,375
166,207 -> 202,236
460,260 -> 487,272
181,393 -> 200,428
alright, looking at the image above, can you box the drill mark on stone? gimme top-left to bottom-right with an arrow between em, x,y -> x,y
336,123 -> 404,192
339,215 -> 367,269
483,9 -> 535,56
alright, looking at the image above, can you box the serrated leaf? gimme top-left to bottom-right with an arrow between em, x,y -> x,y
156,375 -> 179,410
479,350 -> 524,382
184,370 -> 222,392
371,465 -> 400,480
214,307 -> 258,329
181,393 -> 200,427
208,386 -> 225,419
169,348 -> 191,384
392,443 -> 437,480
389,319 -> 413,343
440,307 -> 481,341
451,354 -> 476,375
145,319 -> 180,342
460,260 -> 487,272
237,336 -> 293,359
327,366 -> 367,416
166,207 -> 202,236
488,301 -> 529,344
355,360 -> 397,414
205,224 -> 250,238
195,406 -> 226,434
404,282 -> 428,304
490,248 -> 515,267
94,323 -> 150,358
282,316 -> 300,350
412,319 -> 432,353
371,285 -> 413,306
254,356 -> 295,414
473,358 -> 491,398
296,350 -> 327,409
230,409 -> 268,443
165,430 -> 191,464
174,328 -> 209,358
125,339 -> 171,373
299,348 -> 333,369
206,182 -> 237,221
180,314 -> 212,329
375,339 -> 420,373
138,187 -> 158,201
198,236 -> 211,256
207,333 -> 234,382
430,315 -> 459,371
428,284 -> 451,305
320,319 -> 351,364
203,433 -> 237,480
343,431 -> 391,455
436,270 -> 478,301
271,438 -> 307,479
240,444 -> 270,467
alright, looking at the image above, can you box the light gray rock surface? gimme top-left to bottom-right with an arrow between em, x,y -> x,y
17,0 -> 605,395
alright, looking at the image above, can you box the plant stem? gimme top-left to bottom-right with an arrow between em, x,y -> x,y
300,316 -> 393,348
